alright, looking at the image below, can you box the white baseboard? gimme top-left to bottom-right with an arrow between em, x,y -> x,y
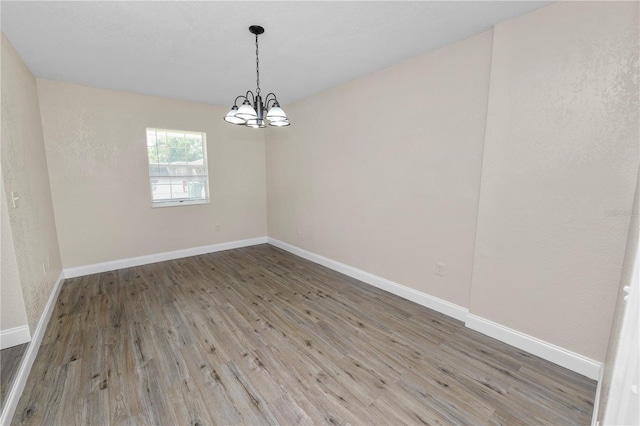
64,237 -> 268,278
267,237 -> 602,381
267,237 -> 468,322
465,314 -> 601,380
1,271 -> 65,426
0,326 -> 31,350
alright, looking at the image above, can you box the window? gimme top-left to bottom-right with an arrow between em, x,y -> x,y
146,128 -> 209,207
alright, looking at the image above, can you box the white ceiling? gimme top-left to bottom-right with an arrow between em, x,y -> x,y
1,1 -> 551,107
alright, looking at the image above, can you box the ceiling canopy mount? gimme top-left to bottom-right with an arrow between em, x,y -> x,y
248,25 -> 264,35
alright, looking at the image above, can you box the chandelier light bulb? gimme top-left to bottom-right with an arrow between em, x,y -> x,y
224,106 -> 246,125
235,102 -> 258,120
247,119 -> 267,128
269,119 -> 290,127
266,106 -> 287,122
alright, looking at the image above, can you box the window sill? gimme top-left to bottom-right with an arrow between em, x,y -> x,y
152,199 -> 210,208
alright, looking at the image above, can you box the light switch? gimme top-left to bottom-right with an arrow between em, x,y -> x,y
11,191 -> 19,208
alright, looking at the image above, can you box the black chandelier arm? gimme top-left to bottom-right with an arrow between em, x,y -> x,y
264,93 -> 280,109
244,90 -> 256,104
233,95 -> 247,107
265,99 -> 277,110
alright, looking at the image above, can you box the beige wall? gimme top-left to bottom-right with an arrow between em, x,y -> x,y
469,1 -> 639,361
37,80 -> 267,268
1,34 -> 63,333
1,177 -> 29,331
266,1 -> 639,363
267,30 -> 493,309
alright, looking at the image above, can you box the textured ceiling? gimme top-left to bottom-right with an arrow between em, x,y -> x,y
1,1 -> 551,107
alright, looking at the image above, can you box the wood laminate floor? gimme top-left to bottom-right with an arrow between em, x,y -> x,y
1,343 -> 28,411
13,244 -> 596,425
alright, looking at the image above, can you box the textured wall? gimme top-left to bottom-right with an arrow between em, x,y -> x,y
0,178 -> 29,331
1,34 -> 63,333
469,1 -> 639,361
266,30 -> 493,309
37,80 -> 267,268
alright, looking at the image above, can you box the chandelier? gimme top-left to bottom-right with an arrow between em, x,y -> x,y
224,25 -> 290,128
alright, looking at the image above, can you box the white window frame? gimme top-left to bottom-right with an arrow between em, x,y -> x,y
146,127 -> 210,208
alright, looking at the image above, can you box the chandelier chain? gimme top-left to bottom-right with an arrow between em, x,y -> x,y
255,34 -> 260,95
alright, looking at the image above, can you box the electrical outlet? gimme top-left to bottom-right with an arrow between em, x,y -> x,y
215,224 -> 221,232
436,262 -> 445,276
